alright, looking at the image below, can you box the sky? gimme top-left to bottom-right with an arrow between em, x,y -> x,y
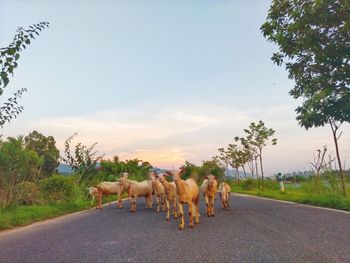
1,0 -> 349,176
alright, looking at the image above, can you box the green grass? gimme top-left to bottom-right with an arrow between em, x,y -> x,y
231,184 -> 350,211
0,194 -> 126,231
0,199 -> 90,230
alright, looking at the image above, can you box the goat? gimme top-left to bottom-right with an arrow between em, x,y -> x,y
169,168 -> 200,230
150,172 -> 166,213
157,172 -> 178,220
200,175 -> 218,217
218,182 -> 231,210
118,177 -> 153,212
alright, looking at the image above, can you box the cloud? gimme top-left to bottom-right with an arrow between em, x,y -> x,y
2,102 -> 349,175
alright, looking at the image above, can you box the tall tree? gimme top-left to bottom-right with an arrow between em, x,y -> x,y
24,130 -> 60,178
261,0 -> 349,195
0,22 -> 49,128
244,121 -> 277,189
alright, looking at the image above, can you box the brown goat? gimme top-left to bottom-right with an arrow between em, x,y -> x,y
157,172 -> 178,220
150,172 -> 166,213
94,182 -> 126,209
200,175 -> 218,217
218,182 -> 231,210
118,178 -> 153,212
169,168 -> 200,230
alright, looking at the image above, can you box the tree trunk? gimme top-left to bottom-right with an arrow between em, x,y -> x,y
255,157 -> 259,188
330,121 -> 346,196
259,148 -> 264,190
242,165 -> 247,178
236,167 -> 239,180
249,159 -> 255,178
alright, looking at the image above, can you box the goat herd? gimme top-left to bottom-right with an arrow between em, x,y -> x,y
87,168 -> 231,230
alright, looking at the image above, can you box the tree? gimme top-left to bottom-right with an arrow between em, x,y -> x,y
244,121 -> 277,189
226,143 -> 244,180
217,148 -> 230,177
309,146 -> 327,188
24,130 -> 60,178
61,133 -> 104,183
261,1 -> 349,195
0,136 -> 42,207
180,161 -> 197,180
198,159 -> 225,184
235,136 -> 257,179
0,22 -> 49,128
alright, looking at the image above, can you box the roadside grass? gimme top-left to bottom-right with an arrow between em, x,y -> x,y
231,184 -> 350,211
0,194 -> 126,231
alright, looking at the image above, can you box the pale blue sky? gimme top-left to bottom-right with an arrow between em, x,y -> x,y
1,0 -> 349,175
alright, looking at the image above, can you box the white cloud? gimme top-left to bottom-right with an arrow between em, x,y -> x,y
2,102 -> 349,176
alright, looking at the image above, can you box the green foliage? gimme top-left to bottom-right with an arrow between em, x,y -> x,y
193,159 -> 225,184
241,179 -> 255,191
180,161 -> 197,180
24,130 -> 60,178
14,181 -> 40,205
106,174 -> 117,182
0,22 -> 49,128
261,0 -> 348,195
98,157 -> 152,182
322,170 -> 342,194
261,1 -> 350,128
38,175 -> 74,203
61,133 -> 104,183
0,136 -> 43,207
0,199 -> 91,230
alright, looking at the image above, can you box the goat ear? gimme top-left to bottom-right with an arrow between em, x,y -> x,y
205,176 -> 208,179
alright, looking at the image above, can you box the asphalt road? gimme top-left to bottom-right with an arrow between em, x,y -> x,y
0,194 -> 349,263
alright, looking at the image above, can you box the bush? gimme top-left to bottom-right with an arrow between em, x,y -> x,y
241,178 -> 255,190
263,178 -> 279,190
322,171 -> 341,195
107,174 -> 117,182
39,175 -> 74,203
15,181 -> 40,205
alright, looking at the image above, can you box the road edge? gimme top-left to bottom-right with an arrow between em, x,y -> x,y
0,198 -> 129,237
233,193 -> 350,215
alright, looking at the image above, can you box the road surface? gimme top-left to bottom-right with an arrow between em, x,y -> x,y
0,194 -> 349,263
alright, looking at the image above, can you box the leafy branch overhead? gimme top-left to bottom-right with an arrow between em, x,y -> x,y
260,1 -> 350,128
0,22 -> 49,128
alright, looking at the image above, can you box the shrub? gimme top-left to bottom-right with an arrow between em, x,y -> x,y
107,174 -> 117,182
39,175 -> 74,203
322,171 -> 341,195
15,181 -> 40,205
263,178 -> 279,190
241,178 -> 255,190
